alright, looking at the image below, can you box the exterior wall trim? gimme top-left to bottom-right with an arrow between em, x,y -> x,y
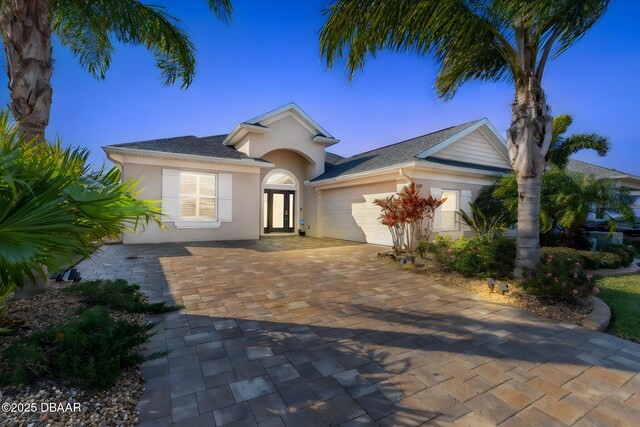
104,146 -> 273,168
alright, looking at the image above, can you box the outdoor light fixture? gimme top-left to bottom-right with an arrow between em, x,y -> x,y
486,278 -> 495,292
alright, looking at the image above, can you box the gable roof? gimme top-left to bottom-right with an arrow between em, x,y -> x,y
223,102 -> 339,146
105,134 -> 251,160
309,119 -> 512,182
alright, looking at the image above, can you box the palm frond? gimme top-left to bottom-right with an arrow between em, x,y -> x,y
0,110 -> 162,298
320,0 -> 610,97
321,0 -> 521,98
51,0 -> 232,88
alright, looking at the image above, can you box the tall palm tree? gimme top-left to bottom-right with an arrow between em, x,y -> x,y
547,114 -> 609,169
319,0 -> 610,277
0,0 -> 232,140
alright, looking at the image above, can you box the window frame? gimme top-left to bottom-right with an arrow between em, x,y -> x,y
178,171 -> 218,222
440,190 -> 460,231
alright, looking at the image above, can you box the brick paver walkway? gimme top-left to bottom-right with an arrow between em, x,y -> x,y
77,237 -> 640,426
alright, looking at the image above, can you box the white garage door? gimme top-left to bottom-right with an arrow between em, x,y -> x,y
322,183 -> 395,246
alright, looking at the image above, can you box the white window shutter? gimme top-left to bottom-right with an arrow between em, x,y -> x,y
162,169 -> 180,222
218,173 -> 233,222
431,187 -> 443,229
460,190 -> 472,230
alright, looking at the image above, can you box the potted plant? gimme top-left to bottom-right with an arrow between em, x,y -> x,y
298,219 -> 306,236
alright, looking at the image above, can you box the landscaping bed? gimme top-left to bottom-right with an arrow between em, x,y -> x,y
384,254 -> 594,325
0,280 -> 177,427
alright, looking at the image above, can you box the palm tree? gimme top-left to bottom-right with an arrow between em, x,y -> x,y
319,0 -> 610,277
547,114 -> 609,168
0,0 -> 232,140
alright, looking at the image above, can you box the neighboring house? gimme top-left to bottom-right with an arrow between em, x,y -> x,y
103,103 -> 512,245
566,159 -> 640,231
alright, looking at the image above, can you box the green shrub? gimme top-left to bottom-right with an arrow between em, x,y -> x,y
1,307 -> 162,389
596,252 -> 622,269
416,239 -> 429,258
539,247 -> 624,269
540,247 -> 599,269
520,253 -> 596,301
63,279 -> 182,314
427,235 -> 515,278
601,244 -> 635,267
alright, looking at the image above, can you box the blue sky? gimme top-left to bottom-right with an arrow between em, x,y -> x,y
1,0 -> 638,174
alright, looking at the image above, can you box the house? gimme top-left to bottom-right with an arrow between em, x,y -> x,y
102,103 -> 514,246
566,159 -> 640,233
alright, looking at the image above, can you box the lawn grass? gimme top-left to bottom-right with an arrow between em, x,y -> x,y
596,274 -> 640,342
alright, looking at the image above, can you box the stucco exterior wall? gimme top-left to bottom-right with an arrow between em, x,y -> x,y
121,163 -> 261,243
237,116 -> 326,177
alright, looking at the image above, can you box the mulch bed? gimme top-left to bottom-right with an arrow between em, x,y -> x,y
383,254 -> 594,325
0,283 -> 147,427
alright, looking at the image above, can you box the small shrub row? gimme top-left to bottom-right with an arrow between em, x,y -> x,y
600,244 -> 635,268
0,307 -> 163,389
424,235 -> 516,278
425,235 -> 633,277
540,247 -> 629,270
520,253 -> 597,302
63,279 -> 183,313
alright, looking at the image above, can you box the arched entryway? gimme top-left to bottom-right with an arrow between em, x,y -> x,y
261,169 -> 299,234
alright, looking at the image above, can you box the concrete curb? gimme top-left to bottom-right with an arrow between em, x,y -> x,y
582,296 -> 611,331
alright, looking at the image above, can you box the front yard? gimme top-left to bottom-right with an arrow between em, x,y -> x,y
597,274 -> 640,342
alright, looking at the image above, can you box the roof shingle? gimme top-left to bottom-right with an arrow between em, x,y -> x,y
566,159 -> 640,180
309,119 -> 481,181
107,134 -> 250,160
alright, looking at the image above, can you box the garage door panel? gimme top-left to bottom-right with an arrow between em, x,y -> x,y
322,185 -> 395,246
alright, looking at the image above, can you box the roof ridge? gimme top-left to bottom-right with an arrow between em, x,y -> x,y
336,119 -> 482,162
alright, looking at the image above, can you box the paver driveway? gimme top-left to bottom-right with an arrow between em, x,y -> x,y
77,237 -> 640,426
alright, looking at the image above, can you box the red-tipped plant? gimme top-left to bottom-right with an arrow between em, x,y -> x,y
375,182 -> 447,253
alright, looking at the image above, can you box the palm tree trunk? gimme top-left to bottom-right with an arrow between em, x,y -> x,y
515,175 -> 542,276
507,82 -> 553,278
0,0 -> 53,141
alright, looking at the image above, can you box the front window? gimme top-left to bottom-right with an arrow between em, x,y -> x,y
180,172 -> 216,221
441,190 -> 459,230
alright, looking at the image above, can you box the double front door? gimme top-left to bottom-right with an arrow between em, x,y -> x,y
264,190 -> 295,233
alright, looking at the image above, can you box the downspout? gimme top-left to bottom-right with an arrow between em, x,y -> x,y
399,168 -> 413,184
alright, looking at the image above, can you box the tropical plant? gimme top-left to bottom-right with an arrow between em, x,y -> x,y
0,112 -> 162,305
493,168 -> 633,246
374,195 -> 405,255
320,0 -> 611,277
0,0 -> 233,139
547,114 -> 609,169
374,182 -> 446,254
456,200 -> 512,241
